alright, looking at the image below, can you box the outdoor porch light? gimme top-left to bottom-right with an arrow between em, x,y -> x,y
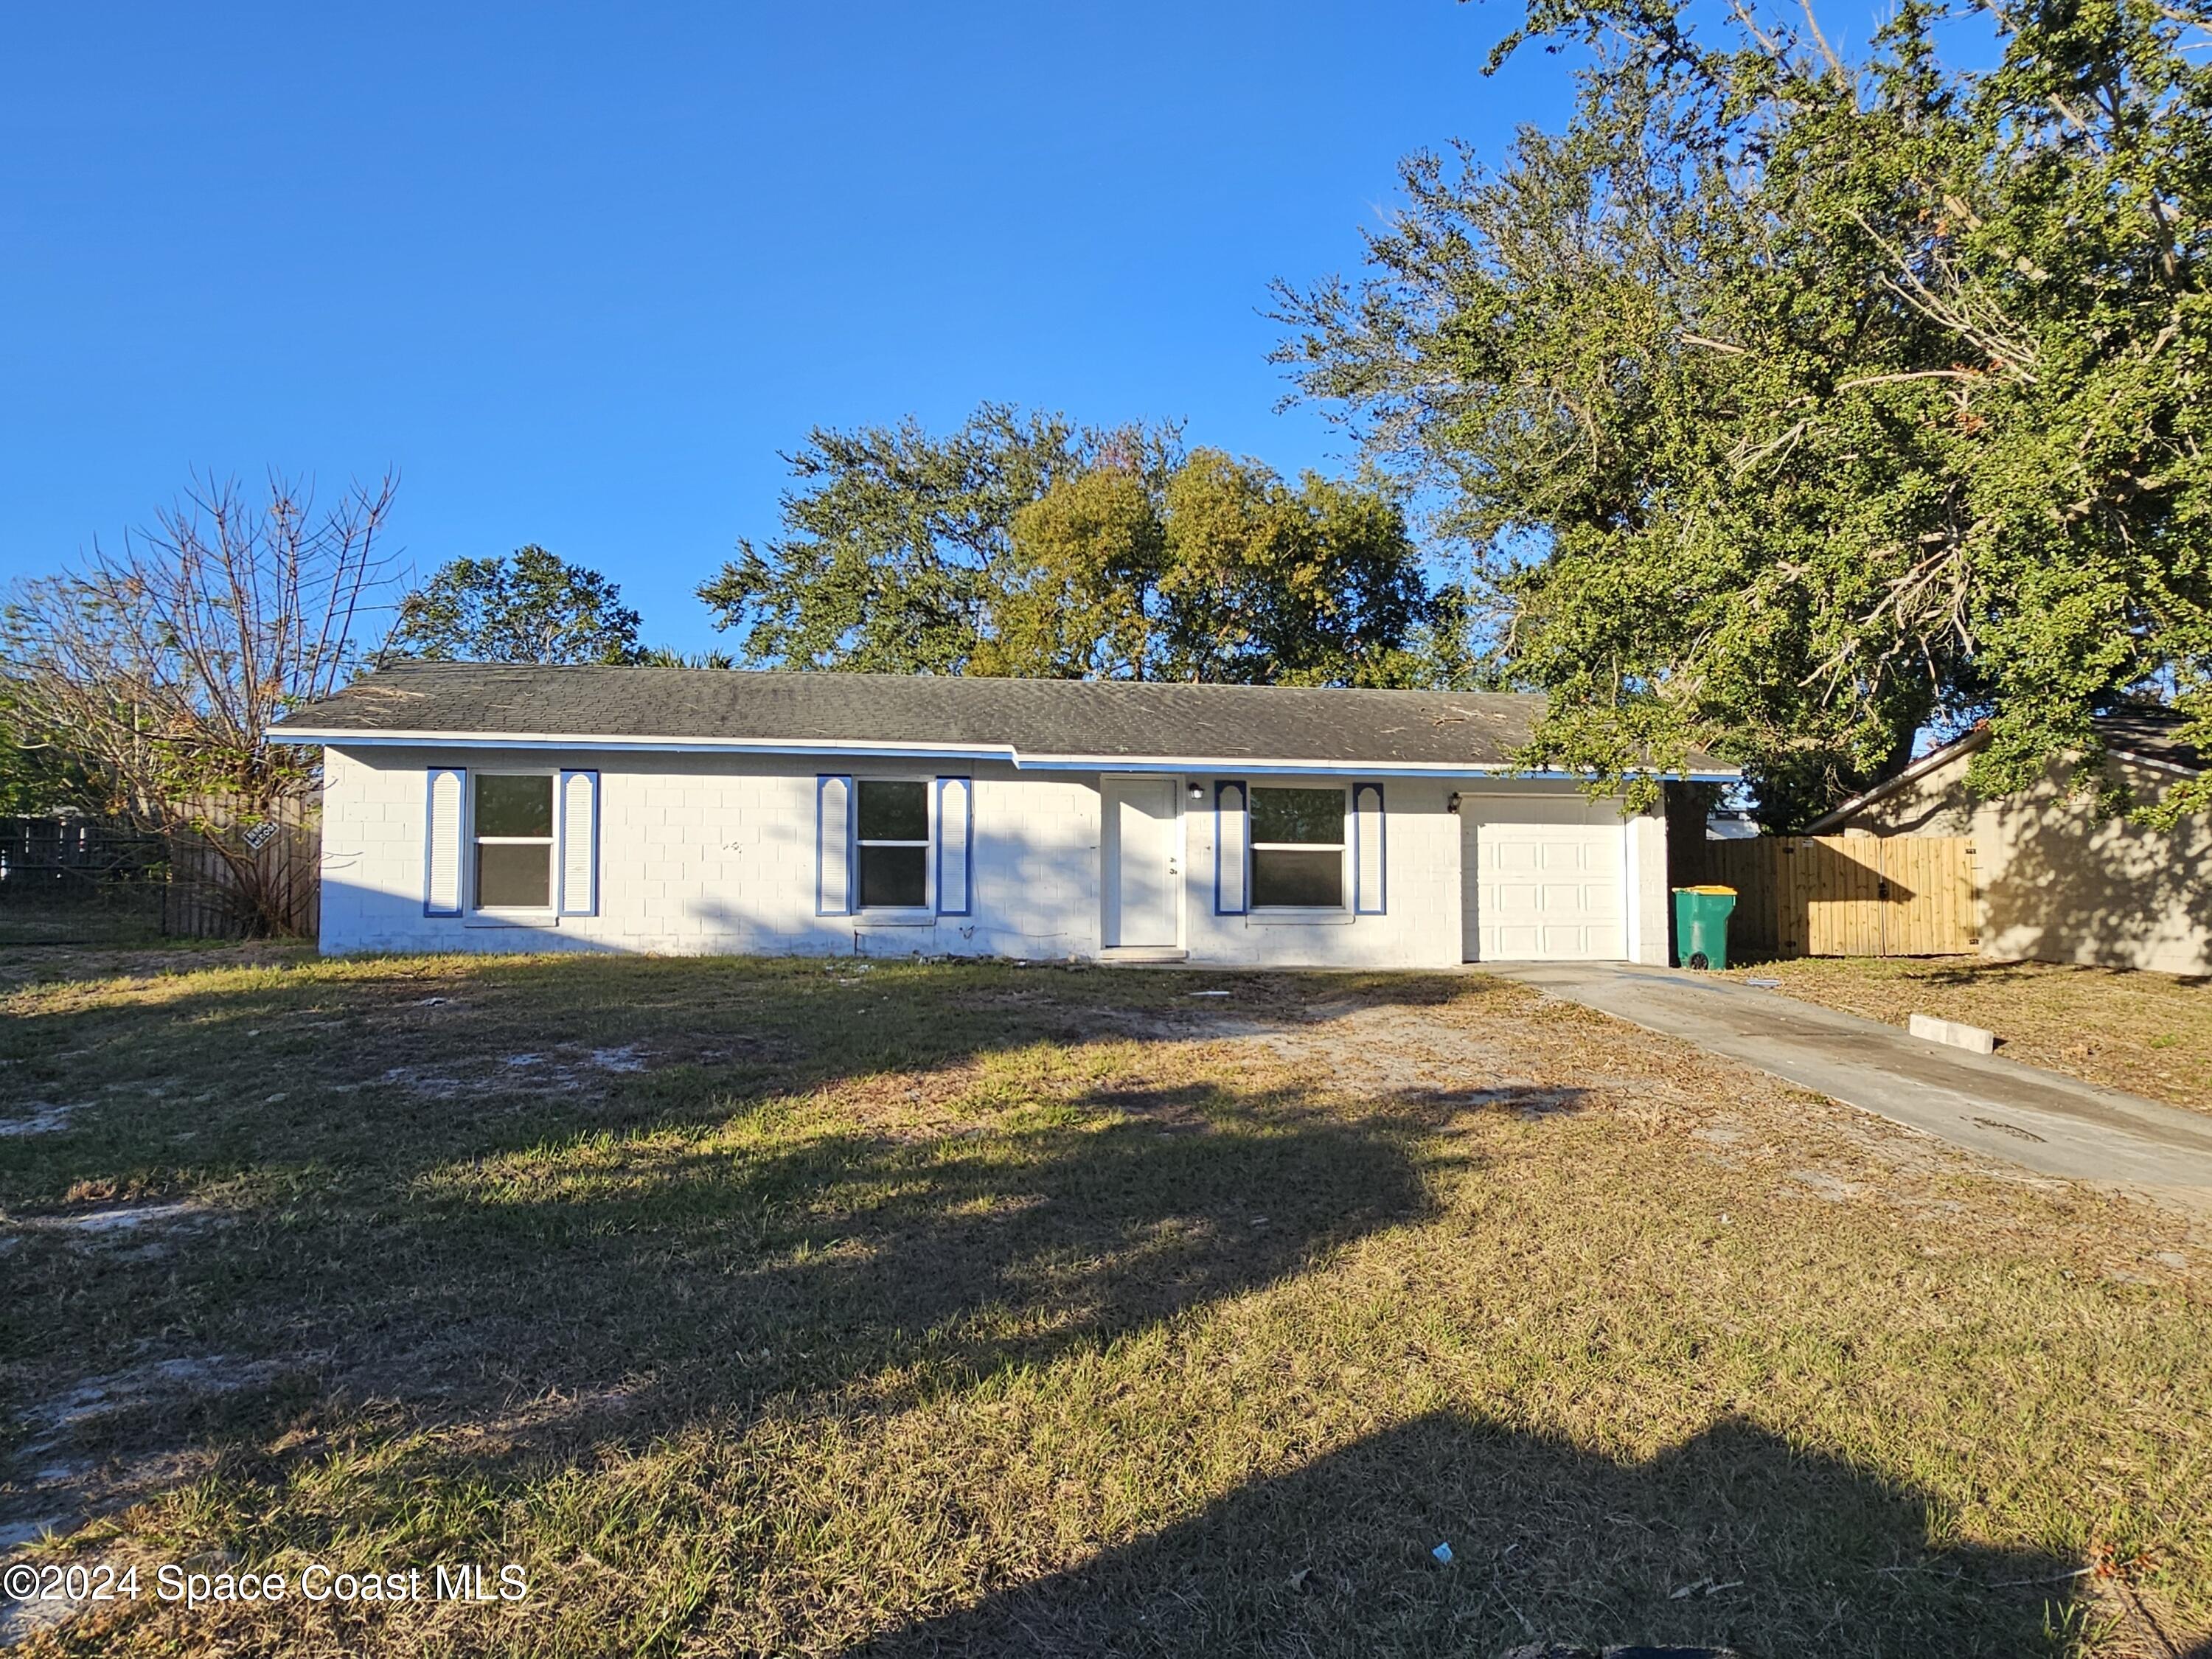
1189,782 -> 1206,800
1447,792 -> 1463,813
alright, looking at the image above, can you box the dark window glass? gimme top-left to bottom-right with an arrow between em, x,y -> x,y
477,842 -> 552,908
858,780 -> 928,841
1252,848 -> 1342,908
1250,787 -> 1344,845
476,774 -> 553,838
859,844 -> 928,908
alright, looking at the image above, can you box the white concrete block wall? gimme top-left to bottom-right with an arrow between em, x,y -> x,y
320,747 -> 1099,959
319,745 -> 1658,967
1178,776 -> 1466,969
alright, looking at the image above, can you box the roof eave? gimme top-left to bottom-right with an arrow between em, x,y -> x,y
271,725 -> 1739,782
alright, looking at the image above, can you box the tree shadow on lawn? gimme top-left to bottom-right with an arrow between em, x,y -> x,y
361,1070 -> 1457,1426
1,956 -> 1520,1548
0,953 -> 1469,1205
872,1412 -> 2087,1659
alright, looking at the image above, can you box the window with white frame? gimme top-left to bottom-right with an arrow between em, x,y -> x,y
473,773 -> 554,909
1249,786 -> 1346,908
856,779 -> 929,908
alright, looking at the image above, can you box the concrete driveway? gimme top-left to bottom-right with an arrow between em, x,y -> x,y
1487,961 -> 2212,1215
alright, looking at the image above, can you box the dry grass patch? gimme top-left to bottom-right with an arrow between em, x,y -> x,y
0,949 -> 2207,1656
1721,956 -> 2212,1111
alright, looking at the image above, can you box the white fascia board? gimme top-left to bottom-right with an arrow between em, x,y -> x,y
1015,756 -> 1741,781
2107,748 -> 2202,779
279,729 -> 1020,763
279,728 -> 1741,782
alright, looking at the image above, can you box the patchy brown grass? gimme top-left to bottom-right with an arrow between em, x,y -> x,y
1,949 -> 2207,1657
1721,956 -> 2212,1112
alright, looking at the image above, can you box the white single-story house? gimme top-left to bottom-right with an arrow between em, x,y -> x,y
1806,704 -> 2209,977
271,664 -> 1736,968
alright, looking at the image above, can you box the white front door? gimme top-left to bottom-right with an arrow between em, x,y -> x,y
1103,776 -> 1180,950
1461,797 -> 1627,961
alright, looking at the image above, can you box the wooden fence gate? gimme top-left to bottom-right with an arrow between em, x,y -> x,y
1695,835 -> 1978,959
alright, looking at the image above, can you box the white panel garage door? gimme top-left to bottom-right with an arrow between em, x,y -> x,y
1461,800 -> 1627,961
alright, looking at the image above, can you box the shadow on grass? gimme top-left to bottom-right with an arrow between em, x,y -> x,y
375,1072 -> 1441,1419
871,1413 -> 2084,1659
0,954 -> 1467,1541
0,953 -> 2171,1656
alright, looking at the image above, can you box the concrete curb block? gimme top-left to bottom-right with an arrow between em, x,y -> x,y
1908,1012 -> 1997,1054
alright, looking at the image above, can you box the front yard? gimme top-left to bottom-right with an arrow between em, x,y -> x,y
1,948 -> 2208,1656
1719,956 -> 2212,1113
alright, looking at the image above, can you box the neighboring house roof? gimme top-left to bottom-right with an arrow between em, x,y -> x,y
1805,704 -> 2204,832
271,662 -> 1740,779
2093,703 -> 2206,774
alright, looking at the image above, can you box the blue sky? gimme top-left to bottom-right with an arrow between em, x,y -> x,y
4,1 -> 1582,653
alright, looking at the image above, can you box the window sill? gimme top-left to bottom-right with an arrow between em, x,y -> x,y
464,913 -> 560,930
1245,908 -> 1355,925
854,911 -> 937,928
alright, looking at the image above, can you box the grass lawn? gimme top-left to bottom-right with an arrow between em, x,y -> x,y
1,947 -> 2208,1657
1719,956 -> 2212,1113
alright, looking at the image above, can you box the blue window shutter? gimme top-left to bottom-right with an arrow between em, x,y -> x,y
1353,782 -> 1386,914
817,775 -> 854,915
558,770 -> 599,916
1214,780 -> 1248,915
936,776 -> 972,916
424,768 -> 465,916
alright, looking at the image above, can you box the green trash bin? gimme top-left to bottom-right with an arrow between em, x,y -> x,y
1674,885 -> 1737,970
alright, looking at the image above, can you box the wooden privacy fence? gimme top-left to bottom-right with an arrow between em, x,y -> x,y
0,817 -> 167,897
163,793 -> 320,939
1696,835 -> 1978,959
0,799 -> 319,940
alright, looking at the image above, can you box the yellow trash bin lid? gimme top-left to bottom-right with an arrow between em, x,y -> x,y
1680,884 -> 1737,894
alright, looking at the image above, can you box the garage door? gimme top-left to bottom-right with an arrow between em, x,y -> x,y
1461,803 -> 1626,961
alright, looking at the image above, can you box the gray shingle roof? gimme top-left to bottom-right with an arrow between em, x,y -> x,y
2095,703 -> 2205,774
1805,701 -> 2203,830
272,662 -> 1738,775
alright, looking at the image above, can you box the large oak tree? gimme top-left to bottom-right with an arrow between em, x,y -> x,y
1276,0 -> 2212,824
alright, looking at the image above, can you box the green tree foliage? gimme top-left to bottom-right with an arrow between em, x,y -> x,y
1276,0 -> 2212,824
385,546 -> 642,666
0,686 -> 91,815
978,463 -> 1168,680
981,450 -> 1434,685
704,406 -> 1446,686
634,646 -> 737,669
698,406 -> 1108,674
